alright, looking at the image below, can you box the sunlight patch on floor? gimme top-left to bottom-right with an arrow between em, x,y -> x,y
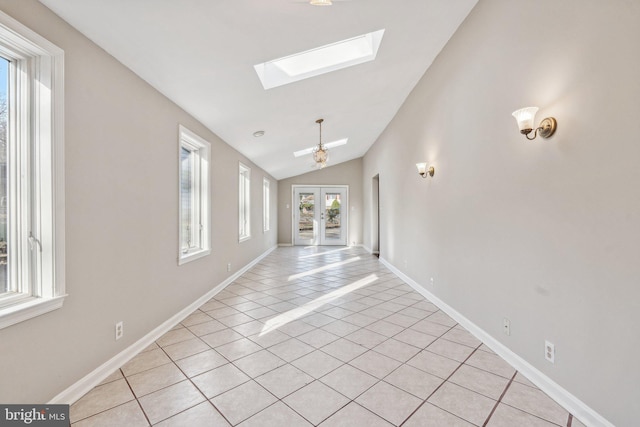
287,257 -> 360,281
297,247 -> 353,259
259,273 -> 378,336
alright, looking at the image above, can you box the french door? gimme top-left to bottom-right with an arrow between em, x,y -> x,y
294,186 -> 348,246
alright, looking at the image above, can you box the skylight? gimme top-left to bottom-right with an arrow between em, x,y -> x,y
293,138 -> 348,158
255,29 -> 385,90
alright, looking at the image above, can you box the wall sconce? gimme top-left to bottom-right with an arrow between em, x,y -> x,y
512,107 -> 557,140
416,162 -> 435,178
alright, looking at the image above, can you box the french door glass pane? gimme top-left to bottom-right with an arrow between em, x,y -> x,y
324,193 -> 341,240
0,57 -> 8,293
298,192 -> 315,241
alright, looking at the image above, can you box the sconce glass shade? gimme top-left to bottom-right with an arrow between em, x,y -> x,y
416,162 -> 434,178
512,107 -> 539,133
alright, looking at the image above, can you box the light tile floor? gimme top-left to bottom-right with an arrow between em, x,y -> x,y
70,247 -> 586,426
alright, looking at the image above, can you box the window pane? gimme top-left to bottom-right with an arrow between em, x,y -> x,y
177,126 -> 210,264
0,16 -> 66,325
239,165 -> 250,239
180,147 -> 192,251
0,57 -> 8,294
263,179 -> 270,232
239,172 -> 244,235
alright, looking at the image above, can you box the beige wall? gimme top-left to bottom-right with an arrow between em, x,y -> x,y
278,158 -> 363,246
362,0 -> 639,425
0,0 -> 277,402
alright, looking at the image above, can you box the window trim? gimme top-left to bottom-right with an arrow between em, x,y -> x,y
178,125 -> 211,265
263,177 -> 270,233
238,162 -> 251,242
0,11 -> 66,330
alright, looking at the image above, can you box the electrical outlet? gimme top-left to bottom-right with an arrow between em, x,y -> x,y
430,277 -> 434,287
115,321 -> 123,341
227,263 -> 231,272
503,318 -> 511,336
545,340 -> 555,363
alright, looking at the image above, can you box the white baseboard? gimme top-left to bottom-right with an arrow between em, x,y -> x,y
50,246 -> 277,405
379,257 -> 614,427
277,243 -> 293,247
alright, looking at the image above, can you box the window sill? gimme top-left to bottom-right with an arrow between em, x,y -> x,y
0,295 -> 67,330
179,248 -> 211,266
239,235 -> 252,243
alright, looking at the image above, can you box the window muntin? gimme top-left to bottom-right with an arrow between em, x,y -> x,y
178,126 -> 210,264
263,178 -> 270,232
239,163 -> 251,241
0,11 -> 66,329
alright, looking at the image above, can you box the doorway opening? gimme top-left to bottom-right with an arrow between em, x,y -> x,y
371,175 -> 380,257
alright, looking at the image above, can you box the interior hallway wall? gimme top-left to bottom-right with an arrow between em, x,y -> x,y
278,158 -> 363,246
0,0 -> 277,403
361,1 -> 639,425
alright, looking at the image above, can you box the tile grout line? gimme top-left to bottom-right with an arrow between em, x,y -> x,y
399,344 -> 480,426
481,370 -> 517,427
152,341 -> 234,426
68,371 -> 142,425
119,367 -> 153,427
499,401 -> 569,427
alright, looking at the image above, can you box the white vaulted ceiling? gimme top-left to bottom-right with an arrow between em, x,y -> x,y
39,0 -> 477,179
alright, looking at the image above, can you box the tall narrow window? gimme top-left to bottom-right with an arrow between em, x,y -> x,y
178,126 -> 210,265
239,163 -> 251,241
0,57 -> 8,295
0,11 -> 65,329
263,178 -> 270,232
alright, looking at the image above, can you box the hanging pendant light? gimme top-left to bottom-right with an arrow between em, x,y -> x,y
312,118 -> 329,168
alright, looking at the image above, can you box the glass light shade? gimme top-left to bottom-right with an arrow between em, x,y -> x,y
416,162 -> 427,175
313,146 -> 328,168
310,0 -> 332,5
512,107 -> 539,132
